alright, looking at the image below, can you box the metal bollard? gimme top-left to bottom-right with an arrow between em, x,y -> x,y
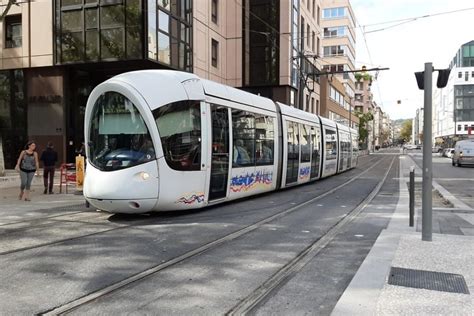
409,166 -> 415,227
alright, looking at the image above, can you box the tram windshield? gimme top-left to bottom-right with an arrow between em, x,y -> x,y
88,92 -> 155,171
153,101 -> 201,171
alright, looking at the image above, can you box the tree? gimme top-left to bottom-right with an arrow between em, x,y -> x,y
400,120 -> 413,143
355,111 -> 374,148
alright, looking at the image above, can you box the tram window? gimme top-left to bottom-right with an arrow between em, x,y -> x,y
88,92 -> 156,171
255,114 -> 274,166
153,101 -> 201,171
300,124 -> 311,162
325,129 -> 337,160
310,126 -> 321,178
286,121 -> 299,184
352,134 -> 359,153
232,109 -> 255,167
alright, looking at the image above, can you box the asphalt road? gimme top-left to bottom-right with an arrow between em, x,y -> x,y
0,152 -> 400,315
410,151 -> 474,208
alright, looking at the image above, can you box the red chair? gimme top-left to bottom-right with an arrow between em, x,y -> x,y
59,163 -> 76,193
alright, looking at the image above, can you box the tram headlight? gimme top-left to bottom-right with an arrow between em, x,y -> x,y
140,172 -> 150,180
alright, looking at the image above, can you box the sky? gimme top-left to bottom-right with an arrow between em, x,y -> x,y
350,0 -> 474,120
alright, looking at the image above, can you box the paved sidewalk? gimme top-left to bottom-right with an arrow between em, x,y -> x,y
0,171 -> 86,224
332,155 -> 474,315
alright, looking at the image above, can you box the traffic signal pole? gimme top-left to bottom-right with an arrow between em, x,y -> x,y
422,63 -> 433,241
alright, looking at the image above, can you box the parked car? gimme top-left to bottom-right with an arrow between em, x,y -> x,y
452,140 -> 474,167
444,148 -> 455,158
432,146 -> 442,153
403,144 -> 416,150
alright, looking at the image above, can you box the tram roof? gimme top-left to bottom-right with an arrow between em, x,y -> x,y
112,70 -> 204,110
201,79 -> 276,112
277,102 -> 321,124
111,70 -> 277,112
319,116 -> 337,128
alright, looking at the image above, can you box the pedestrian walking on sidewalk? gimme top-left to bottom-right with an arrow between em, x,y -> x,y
40,141 -> 58,194
15,141 -> 40,201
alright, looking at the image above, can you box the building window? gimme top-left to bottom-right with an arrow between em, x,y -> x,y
211,0 -> 218,23
312,0 -> 315,18
290,90 -> 295,106
311,97 -> 314,113
317,5 -> 320,25
5,15 -> 22,48
56,1 -> 146,63
316,37 -> 319,55
211,39 -> 218,67
244,0 -> 280,86
316,99 -> 319,114
306,25 -> 310,46
458,72 -> 462,78
458,125 -> 462,131
307,0 -> 310,10
322,7 -> 345,19
300,17 -> 305,50
311,31 -> 315,52
465,71 -> 469,81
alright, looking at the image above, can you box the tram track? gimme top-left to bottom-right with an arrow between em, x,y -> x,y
40,155 -> 392,315
0,156 -> 378,231
0,155 -> 379,256
226,156 -> 396,315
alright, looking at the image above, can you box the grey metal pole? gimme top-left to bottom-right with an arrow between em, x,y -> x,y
422,62 -> 433,241
409,166 -> 415,227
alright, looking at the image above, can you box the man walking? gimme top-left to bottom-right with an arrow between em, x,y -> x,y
40,142 -> 58,194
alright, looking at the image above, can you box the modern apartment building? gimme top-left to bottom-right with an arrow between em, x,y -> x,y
320,75 -> 358,127
354,75 -> 374,114
241,0 -> 323,114
320,0 -> 356,118
433,40 -> 474,147
413,107 -> 424,145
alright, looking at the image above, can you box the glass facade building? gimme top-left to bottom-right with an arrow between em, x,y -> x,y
243,0 -> 280,87
55,0 -> 192,70
0,70 -> 27,168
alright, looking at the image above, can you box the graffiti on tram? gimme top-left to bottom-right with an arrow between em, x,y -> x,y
230,171 -> 273,192
298,166 -> 311,181
176,192 -> 205,205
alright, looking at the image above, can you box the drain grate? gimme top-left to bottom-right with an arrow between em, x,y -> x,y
388,267 -> 470,294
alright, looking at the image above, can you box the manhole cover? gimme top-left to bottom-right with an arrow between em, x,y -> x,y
388,267 -> 470,294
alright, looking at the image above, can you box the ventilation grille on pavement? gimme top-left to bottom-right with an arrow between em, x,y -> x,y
388,267 -> 470,294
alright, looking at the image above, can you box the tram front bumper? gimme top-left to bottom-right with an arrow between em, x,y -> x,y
84,161 -> 159,213
87,198 -> 157,214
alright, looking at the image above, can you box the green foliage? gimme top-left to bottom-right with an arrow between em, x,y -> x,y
355,111 -> 374,145
355,72 -> 373,82
400,120 -> 412,143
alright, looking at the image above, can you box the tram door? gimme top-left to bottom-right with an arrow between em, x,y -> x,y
209,105 -> 230,201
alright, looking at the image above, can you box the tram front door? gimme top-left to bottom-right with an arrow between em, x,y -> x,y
209,105 -> 230,201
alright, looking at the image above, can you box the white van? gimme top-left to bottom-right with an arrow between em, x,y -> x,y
452,139 -> 474,167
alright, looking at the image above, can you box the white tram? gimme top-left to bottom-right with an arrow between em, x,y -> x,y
84,70 -> 358,213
